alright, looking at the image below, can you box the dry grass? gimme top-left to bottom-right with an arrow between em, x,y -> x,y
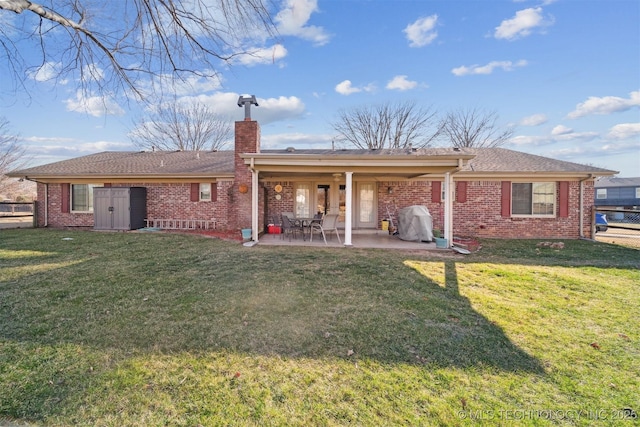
1,229 -> 638,426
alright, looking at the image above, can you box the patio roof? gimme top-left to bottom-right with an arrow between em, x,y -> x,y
241,147 -> 474,179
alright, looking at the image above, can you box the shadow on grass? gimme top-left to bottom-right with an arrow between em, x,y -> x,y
0,231 -> 580,421
1,233 -> 545,374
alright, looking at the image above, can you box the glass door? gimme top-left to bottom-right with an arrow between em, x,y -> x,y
356,182 -> 377,228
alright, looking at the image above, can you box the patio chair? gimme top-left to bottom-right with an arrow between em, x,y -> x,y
281,214 -> 303,241
309,213 -> 341,245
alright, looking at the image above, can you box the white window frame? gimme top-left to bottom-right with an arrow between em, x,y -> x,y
71,184 -> 98,212
199,183 -> 212,201
511,182 -> 556,218
636,187 -> 640,199
596,188 -> 607,199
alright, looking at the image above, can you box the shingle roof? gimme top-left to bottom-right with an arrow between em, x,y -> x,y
594,176 -> 640,188
9,147 -> 616,178
460,148 -> 617,174
9,150 -> 235,177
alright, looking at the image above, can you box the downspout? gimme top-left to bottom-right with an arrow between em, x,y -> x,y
26,177 -> 48,227
579,174 -> 594,239
44,183 -> 48,227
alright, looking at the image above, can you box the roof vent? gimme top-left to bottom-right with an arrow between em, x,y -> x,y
286,147 -> 295,152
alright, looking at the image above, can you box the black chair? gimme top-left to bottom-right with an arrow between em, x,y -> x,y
281,214 -> 303,241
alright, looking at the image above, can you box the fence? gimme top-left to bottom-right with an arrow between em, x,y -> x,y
0,201 -> 36,229
594,207 -> 640,247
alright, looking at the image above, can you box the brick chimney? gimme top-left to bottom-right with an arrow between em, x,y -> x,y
231,119 -> 260,231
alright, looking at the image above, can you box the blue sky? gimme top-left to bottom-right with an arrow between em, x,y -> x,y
2,0 -> 639,176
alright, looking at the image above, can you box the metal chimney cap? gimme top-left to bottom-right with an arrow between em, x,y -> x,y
237,95 -> 258,107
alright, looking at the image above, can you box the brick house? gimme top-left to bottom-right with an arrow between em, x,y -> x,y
9,118 -> 616,244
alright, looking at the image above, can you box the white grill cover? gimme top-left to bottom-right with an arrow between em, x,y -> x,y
397,205 -> 433,242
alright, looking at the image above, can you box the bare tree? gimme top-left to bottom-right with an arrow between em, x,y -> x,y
130,101 -> 233,151
440,107 -> 514,148
0,116 -> 26,194
332,101 -> 442,150
0,0 -> 275,100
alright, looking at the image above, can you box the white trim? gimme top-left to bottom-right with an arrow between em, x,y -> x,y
444,172 -> 453,247
252,170 -> 259,242
344,172 -> 353,246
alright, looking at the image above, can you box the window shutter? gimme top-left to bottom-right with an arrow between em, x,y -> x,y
559,181 -> 570,217
61,183 -> 70,213
501,181 -> 511,217
190,183 -> 199,202
431,181 -> 441,203
211,182 -> 217,202
456,181 -> 467,203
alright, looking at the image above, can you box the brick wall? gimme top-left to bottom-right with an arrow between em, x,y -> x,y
376,179 -> 592,239
37,162 -> 596,239
37,181 -> 234,229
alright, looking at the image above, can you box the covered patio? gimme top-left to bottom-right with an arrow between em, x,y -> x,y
241,148 -> 474,247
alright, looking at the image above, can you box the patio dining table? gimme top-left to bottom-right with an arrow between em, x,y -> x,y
295,217 -> 321,240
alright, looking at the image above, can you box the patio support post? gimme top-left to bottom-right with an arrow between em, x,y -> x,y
251,169 -> 259,242
344,171 -> 353,246
444,172 -> 453,247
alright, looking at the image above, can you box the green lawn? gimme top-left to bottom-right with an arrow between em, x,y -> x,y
1,229 -> 638,426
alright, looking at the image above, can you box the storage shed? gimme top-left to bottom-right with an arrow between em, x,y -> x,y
93,187 -> 147,230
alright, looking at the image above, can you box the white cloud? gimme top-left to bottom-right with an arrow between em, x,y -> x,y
136,72 -> 223,99
452,60 -> 527,76
549,139 -> 639,160
335,80 -> 359,95
508,135 -> 554,147
26,62 -> 61,82
253,95 -> 306,124
386,75 -> 418,91
567,91 -> 640,119
404,14 -> 438,47
261,132 -> 333,149
275,0 -> 331,46
335,80 -> 375,95
551,125 -> 572,135
234,44 -> 288,66
494,7 -> 552,40
82,64 -> 105,82
607,122 -> 640,140
508,127 -> 598,147
519,113 -> 548,126
65,91 -> 125,117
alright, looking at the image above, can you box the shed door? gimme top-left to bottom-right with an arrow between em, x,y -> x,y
110,188 -> 131,230
93,189 -> 112,230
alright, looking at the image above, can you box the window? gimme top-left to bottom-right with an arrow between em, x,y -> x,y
199,183 -> 211,201
295,184 -> 311,217
596,188 -> 607,199
512,182 -> 555,216
636,187 -> 640,199
71,184 -> 98,212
